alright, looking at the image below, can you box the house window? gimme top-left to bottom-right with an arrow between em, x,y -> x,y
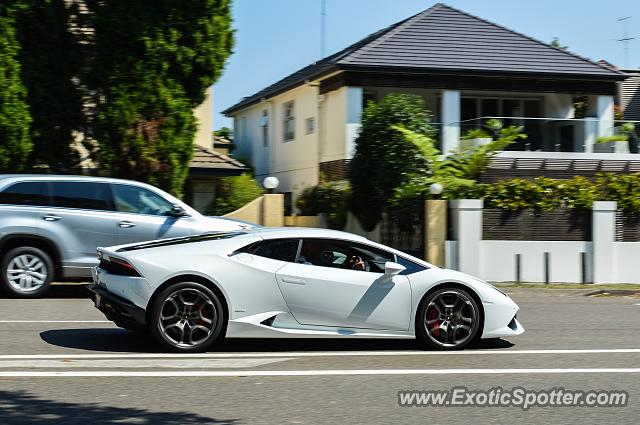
305,117 -> 315,135
283,101 -> 295,141
260,110 -> 269,147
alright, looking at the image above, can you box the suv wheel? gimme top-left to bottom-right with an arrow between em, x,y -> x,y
1,247 -> 53,298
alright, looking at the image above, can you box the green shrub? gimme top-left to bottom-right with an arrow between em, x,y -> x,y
207,174 -> 263,216
296,180 -> 351,230
461,128 -> 491,140
449,174 -> 638,214
596,173 -> 640,214
597,135 -> 628,143
349,93 -> 436,231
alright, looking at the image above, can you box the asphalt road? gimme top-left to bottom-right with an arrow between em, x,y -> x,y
0,287 -> 638,424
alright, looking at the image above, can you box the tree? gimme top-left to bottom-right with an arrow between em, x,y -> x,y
0,1 -> 32,172
349,93 -> 436,231
550,37 -> 568,50
85,0 -> 234,196
214,126 -> 233,139
16,0 -> 84,170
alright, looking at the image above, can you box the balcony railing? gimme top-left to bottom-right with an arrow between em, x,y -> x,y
434,117 -> 640,154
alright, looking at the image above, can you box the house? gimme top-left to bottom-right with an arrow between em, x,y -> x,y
621,69 -> 640,121
186,89 -> 248,212
223,3 -> 629,207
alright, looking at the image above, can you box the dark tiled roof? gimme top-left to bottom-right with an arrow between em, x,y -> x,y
224,3 -> 624,115
189,145 -> 247,172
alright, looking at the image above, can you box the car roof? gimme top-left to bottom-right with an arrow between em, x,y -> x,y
248,227 -> 371,243
0,174 -> 154,185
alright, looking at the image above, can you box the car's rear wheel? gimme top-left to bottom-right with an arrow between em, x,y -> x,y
149,281 -> 224,353
1,246 -> 53,298
416,287 -> 480,350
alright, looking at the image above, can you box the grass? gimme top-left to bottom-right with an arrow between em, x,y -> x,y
493,283 -> 640,290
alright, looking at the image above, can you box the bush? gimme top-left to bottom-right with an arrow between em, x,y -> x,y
349,93 -> 436,231
207,174 -> 263,216
596,173 -> 640,214
449,174 -> 640,214
389,121 -> 526,224
296,180 -> 351,230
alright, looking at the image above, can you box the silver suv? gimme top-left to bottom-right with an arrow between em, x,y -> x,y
0,175 -> 253,297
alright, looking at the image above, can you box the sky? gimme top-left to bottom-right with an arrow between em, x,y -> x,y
212,0 -> 640,129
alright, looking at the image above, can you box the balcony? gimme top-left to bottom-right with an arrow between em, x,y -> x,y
444,117 -> 640,154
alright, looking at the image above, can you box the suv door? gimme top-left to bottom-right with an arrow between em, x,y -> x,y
0,181 -> 45,233
38,181 -> 118,277
110,183 -> 195,245
275,238 -> 411,331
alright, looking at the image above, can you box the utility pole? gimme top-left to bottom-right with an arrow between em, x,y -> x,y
617,16 -> 635,68
320,0 -> 327,59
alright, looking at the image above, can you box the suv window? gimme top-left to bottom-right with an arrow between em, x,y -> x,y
51,182 -> 113,211
0,181 -> 50,206
298,239 -> 394,273
243,239 -> 300,262
112,184 -> 174,216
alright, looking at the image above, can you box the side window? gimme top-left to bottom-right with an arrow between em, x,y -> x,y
112,184 -> 174,216
51,182 -> 112,211
396,256 -> 428,275
298,239 -> 394,273
244,239 -> 300,262
0,181 -> 50,206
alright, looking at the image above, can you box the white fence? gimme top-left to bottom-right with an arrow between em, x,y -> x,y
447,200 -> 640,284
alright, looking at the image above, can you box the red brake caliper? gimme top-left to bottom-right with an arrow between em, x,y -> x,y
427,307 -> 439,338
193,301 -> 206,327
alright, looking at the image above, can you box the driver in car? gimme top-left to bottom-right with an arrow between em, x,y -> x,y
345,255 -> 365,271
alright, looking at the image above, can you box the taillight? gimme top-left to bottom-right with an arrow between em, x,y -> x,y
98,256 -> 141,277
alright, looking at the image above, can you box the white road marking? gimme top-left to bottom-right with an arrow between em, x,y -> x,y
0,358 -> 292,369
0,368 -> 639,378
0,348 -> 639,360
0,320 -> 110,323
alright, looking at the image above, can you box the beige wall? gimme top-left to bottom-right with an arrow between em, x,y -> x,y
232,83 -> 324,206
223,194 -> 284,227
193,88 -> 213,149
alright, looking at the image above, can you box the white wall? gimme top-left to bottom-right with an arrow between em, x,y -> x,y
448,200 -> 639,284
613,242 -> 640,283
482,241 -> 592,283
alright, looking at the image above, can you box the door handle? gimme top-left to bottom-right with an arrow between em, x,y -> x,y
42,215 -> 61,221
281,277 -> 306,285
118,221 -> 136,228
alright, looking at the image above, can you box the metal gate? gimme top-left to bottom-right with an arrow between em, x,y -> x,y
379,210 -> 424,259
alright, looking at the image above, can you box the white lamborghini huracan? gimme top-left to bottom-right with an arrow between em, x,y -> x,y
89,228 -> 523,352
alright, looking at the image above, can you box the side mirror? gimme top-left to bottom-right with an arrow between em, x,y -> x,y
168,204 -> 187,217
384,261 -> 406,276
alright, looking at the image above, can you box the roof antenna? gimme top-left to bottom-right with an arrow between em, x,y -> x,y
321,0 -> 327,59
617,16 -> 634,68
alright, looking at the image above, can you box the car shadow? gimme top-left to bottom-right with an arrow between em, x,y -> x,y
0,390 -> 238,425
40,328 -> 513,353
40,328 -> 161,353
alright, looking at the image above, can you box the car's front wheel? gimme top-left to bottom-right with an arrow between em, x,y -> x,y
1,246 -> 53,298
416,287 -> 481,350
149,281 -> 225,353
